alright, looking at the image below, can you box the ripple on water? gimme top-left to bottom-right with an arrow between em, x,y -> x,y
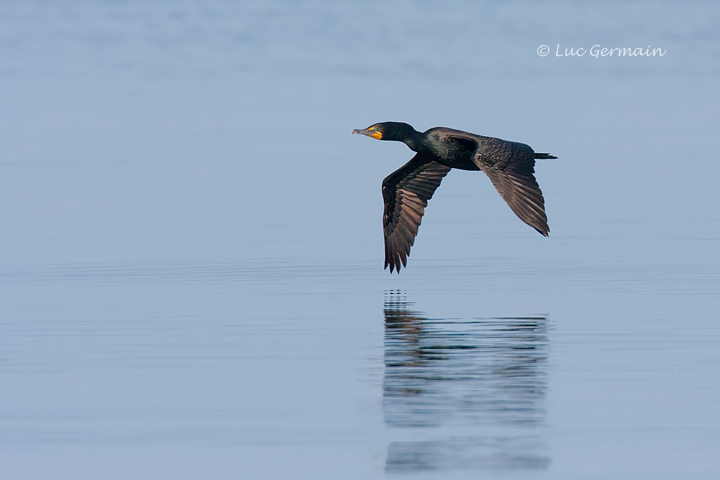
382,291 -> 551,473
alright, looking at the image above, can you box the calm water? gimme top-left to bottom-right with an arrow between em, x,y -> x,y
1,1 -> 719,478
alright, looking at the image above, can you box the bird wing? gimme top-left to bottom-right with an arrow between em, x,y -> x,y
444,133 -> 549,236
482,166 -> 549,235
477,142 -> 549,236
382,154 -> 451,273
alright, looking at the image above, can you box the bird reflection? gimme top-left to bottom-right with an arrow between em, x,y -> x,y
383,291 -> 550,473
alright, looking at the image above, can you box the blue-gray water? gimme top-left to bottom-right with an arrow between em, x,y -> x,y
1,1 -> 719,478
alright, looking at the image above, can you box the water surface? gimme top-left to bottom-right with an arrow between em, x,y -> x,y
1,1 -> 719,479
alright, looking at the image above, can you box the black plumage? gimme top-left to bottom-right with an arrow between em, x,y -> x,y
353,122 -> 556,273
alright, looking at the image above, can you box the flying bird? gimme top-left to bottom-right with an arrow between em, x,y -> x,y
353,122 -> 555,273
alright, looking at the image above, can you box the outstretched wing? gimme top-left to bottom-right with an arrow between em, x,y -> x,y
473,140 -> 549,236
483,167 -> 548,235
382,154 -> 451,273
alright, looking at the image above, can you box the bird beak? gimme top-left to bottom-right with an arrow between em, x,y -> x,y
353,128 -> 382,140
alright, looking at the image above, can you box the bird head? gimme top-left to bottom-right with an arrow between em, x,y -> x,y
352,122 -> 417,142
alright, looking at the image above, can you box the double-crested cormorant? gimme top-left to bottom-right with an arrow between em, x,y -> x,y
353,122 -> 556,273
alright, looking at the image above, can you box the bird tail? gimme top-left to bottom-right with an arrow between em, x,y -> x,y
534,153 -> 557,159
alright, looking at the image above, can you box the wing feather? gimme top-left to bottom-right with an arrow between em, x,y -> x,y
482,165 -> 549,236
382,154 -> 451,273
443,134 -> 550,236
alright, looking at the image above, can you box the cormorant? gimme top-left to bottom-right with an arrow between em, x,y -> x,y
352,122 -> 556,273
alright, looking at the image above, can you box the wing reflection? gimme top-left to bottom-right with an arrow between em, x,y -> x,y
383,291 -> 551,473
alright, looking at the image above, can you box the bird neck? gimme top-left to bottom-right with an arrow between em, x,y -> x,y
400,129 -> 423,152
